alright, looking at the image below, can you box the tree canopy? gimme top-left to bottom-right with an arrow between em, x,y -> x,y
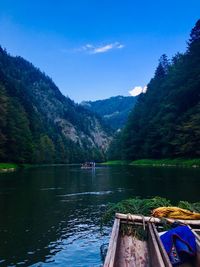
0,48 -> 111,163
108,19 -> 200,160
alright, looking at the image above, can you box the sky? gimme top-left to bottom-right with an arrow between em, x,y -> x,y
0,1 -> 200,103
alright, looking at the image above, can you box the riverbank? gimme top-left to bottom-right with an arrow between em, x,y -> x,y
0,163 -> 81,173
0,163 -> 19,172
103,158 -> 200,168
0,163 -> 33,172
101,160 -> 130,165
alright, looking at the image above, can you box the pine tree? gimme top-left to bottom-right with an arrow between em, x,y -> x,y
39,135 -> 55,163
0,85 -> 7,160
117,19 -> 200,160
154,54 -> 170,78
189,19 -> 200,44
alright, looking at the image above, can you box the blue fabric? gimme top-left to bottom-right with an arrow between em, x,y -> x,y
160,225 -> 196,266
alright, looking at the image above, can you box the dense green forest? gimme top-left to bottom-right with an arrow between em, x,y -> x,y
0,48 -> 112,164
81,95 -> 138,130
108,19 -> 200,160
1,20 -> 200,164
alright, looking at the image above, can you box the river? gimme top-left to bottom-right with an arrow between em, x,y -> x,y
0,165 -> 200,266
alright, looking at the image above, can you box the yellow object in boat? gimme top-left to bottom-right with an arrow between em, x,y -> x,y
152,206 -> 200,220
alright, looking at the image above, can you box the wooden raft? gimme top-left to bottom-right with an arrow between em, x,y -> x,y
104,213 -> 200,267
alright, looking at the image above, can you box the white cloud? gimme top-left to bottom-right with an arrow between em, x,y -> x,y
82,44 -> 94,50
93,44 -> 114,54
129,86 -> 147,97
117,44 -> 125,49
92,42 -> 124,54
75,42 -> 124,54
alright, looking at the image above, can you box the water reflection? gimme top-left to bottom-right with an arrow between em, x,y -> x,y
0,165 -> 200,266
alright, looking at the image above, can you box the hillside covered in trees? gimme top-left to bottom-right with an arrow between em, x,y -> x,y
0,48 -> 112,164
108,19 -> 200,160
81,95 -> 138,130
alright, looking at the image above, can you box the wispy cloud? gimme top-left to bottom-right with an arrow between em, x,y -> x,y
129,86 -> 147,97
92,42 -> 124,54
76,42 -> 124,54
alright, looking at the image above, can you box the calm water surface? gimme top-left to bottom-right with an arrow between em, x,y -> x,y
0,165 -> 200,266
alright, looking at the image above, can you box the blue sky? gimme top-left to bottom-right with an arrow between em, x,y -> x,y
0,0 -> 200,102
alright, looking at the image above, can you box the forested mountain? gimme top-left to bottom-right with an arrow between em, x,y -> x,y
108,19 -> 200,160
0,47 -> 112,164
81,95 -> 138,130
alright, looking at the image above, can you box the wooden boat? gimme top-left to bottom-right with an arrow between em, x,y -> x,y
104,213 -> 200,267
81,162 -> 95,169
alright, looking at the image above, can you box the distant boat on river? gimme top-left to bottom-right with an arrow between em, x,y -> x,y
81,162 -> 96,169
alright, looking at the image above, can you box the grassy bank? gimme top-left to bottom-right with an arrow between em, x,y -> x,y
102,158 -> 200,167
130,158 -> 200,167
102,197 -> 200,225
0,163 -> 19,172
0,163 -> 33,172
101,160 -> 130,165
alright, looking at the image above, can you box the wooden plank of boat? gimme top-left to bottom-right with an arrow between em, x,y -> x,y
104,216 -> 171,267
188,225 -> 200,247
114,223 -> 150,267
187,226 -> 200,266
104,213 -> 200,267
191,228 -> 200,236
150,223 -> 172,266
104,218 -> 120,267
147,222 -> 170,266
116,213 -> 200,226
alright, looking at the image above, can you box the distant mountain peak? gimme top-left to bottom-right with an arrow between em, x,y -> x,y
81,95 -> 138,130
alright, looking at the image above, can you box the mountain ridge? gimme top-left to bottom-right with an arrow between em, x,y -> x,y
0,47 -> 112,163
81,95 -> 138,130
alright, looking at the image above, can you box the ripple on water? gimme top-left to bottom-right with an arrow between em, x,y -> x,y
40,187 -> 63,191
57,190 -> 113,198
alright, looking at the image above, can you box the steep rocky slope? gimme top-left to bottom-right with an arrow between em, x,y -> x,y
0,47 -> 112,163
81,95 -> 137,130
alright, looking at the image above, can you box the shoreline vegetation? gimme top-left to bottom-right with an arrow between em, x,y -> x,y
0,163 -> 81,172
101,160 -> 131,165
0,163 -> 19,172
1,158 -> 200,172
0,163 -> 35,172
102,158 -> 200,168
102,197 -> 200,225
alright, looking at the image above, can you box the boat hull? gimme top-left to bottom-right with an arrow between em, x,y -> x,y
104,214 -> 200,267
